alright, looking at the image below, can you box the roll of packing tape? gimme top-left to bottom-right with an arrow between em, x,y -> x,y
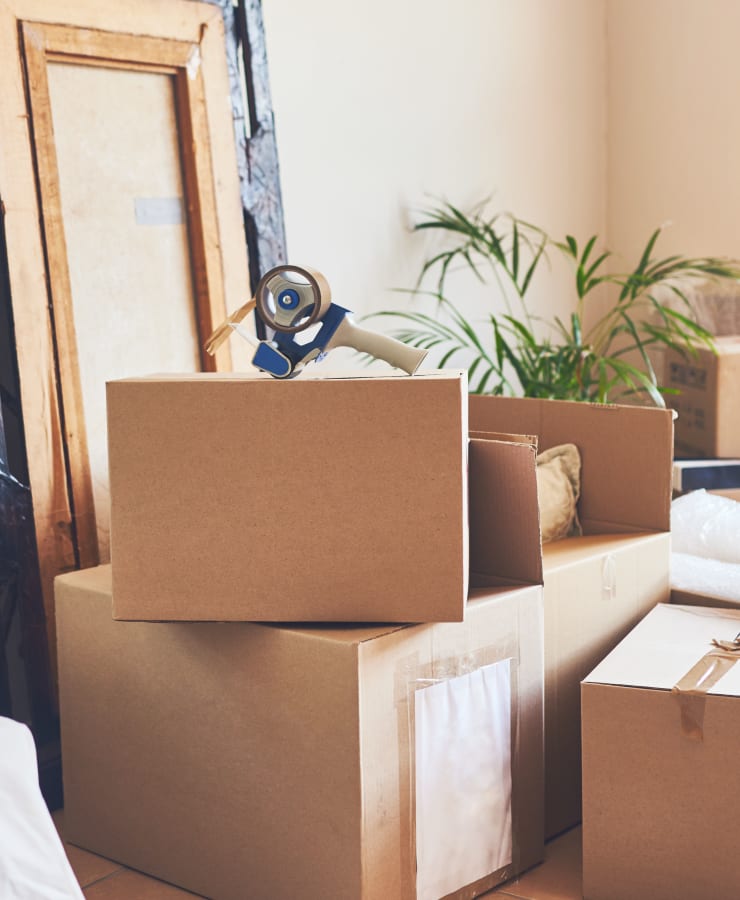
255,265 -> 332,334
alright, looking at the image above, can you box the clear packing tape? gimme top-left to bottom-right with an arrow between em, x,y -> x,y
672,634 -> 740,741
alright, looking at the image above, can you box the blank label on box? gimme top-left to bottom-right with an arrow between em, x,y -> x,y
414,659 -> 513,900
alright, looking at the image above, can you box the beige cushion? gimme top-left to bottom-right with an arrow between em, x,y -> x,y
536,443 -> 582,543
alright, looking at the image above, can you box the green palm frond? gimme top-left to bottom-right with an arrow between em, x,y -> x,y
369,199 -> 740,405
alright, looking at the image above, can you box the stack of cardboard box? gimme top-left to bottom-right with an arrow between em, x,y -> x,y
56,370 -> 675,899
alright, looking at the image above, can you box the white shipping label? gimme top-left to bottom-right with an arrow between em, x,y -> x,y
415,659 -> 512,900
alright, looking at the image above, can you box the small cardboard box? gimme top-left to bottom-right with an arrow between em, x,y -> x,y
107,371 -> 470,623
469,396 -> 673,837
57,565 -> 544,900
582,603 -> 740,900
664,337 -> 740,458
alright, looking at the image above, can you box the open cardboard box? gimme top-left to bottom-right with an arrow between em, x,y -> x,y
56,566 -> 544,900
582,603 -> 740,900
469,396 -> 674,837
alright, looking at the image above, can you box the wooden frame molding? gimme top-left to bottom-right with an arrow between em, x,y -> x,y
0,0 -> 249,676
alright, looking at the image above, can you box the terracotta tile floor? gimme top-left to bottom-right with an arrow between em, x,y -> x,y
53,810 -> 583,899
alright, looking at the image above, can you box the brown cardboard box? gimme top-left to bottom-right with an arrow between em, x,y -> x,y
107,370 -> 470,623
56,565 -> 544,900
582,603 -> 740,900
711,487 -> 740,501
671,586 -> 740,610
541,531 -> 670,837
469,396 -> 673,837
664,336 -> 740,458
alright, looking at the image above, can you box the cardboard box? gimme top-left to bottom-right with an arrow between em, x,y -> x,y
469,396 -> 673,837
582,603 -> 740,900
710,486 -> 740,501
671,587 -> 740,610
541,531 -> 670,836
56,565 -> 544,900
664,337 -> 740,458
107,370 -> 471,622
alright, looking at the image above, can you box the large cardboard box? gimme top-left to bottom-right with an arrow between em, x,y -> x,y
57,565 -> 544,900
541,531 -> 670,836
664,336 -> 740,458
107,370 -> 470,623
582,603 -> 740,900
469,396 -> 673,837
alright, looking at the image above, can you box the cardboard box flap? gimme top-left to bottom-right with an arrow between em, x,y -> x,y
469,396 -> 673,533
470,429 -> 538,448
469,437 -> 542,586
584,603 -> 740,696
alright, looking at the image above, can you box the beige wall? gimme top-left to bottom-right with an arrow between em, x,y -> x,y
262,0 -> 608,341
608,0 -> 740,264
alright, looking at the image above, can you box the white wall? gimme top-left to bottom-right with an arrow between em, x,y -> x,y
608,0 -> 740,264
262,0 -> 608,353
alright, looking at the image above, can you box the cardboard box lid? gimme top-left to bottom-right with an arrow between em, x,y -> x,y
584,603 -> 740,696
469,395 -> 673,533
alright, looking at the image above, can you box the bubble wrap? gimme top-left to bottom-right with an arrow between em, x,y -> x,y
671,489 -> 740,564
671,552 -> 740,604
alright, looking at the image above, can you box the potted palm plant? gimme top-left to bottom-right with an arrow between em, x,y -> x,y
374,200 -> 740,405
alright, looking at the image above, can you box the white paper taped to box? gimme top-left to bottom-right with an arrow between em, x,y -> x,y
414,659 -> 512,900
671,489 -> 740,564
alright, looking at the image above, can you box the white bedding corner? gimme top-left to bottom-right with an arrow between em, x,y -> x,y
0,717 -> 83,899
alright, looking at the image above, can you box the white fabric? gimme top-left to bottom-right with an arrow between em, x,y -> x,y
415,660 -> 512,900
0,717 -> 83,899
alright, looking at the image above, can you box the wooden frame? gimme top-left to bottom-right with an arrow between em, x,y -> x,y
0,0 -> 249,679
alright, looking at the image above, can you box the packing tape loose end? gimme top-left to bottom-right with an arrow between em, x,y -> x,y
204,298 -> 256,356
671,636 -> 740,740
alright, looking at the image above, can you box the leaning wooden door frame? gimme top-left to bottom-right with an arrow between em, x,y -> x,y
0,0 -> 248,670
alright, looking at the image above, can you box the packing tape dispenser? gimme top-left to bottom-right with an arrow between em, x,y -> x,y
205,264 -> 428,378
